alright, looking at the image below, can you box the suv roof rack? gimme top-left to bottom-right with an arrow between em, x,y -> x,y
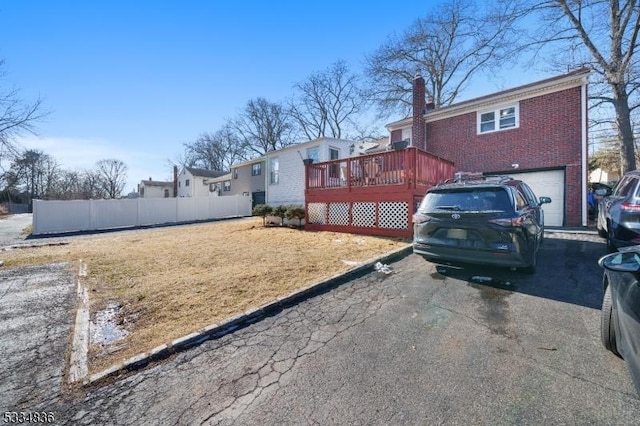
441,172 -> 513,185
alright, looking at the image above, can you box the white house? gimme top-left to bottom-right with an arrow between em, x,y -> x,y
265,137 -> 356,206
138,178 -> 173,198
177,167 -> 228,197
590,168 -> 619,185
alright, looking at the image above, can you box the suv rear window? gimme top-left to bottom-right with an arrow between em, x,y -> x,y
419,188 -> 513,213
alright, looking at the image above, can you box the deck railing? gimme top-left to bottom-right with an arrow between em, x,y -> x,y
305,147 -> 454,191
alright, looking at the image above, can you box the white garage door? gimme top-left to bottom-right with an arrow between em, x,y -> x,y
510,170 -> 565,227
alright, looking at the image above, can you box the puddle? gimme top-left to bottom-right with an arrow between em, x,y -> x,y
91,303 -> 128,345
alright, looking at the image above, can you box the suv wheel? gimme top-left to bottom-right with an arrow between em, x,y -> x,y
601,285 -> 620,356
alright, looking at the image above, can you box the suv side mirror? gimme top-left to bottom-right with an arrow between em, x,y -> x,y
538,196 -> 552,205
595,188 -> 608,196
599,251 -> 640,273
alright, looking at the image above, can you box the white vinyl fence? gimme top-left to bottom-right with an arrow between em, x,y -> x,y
32,195 -> 252,235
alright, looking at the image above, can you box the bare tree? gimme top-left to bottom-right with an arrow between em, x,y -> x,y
514,0 -> 640,173
8,149 -> 59,201
231,98 -> 294,157
289,61 -> 367,140
0,59 -> 47,179
183,126 -> 245,171
365,0 -> 519,117
94,159 -> 128,199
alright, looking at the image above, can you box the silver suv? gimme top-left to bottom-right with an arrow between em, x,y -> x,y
413,174 -> 551,273
597,170 -> 640,251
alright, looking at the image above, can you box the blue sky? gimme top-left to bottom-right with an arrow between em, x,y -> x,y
0,1 -> 549,193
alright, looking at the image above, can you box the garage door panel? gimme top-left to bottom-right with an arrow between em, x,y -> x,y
510,170 -> 564,227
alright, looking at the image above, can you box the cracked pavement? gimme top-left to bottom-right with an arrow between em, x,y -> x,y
10,234 -> 640,424
0,263 -> 76,412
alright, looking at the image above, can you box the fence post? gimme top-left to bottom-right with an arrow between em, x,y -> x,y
32,200 -> 38,235
89,199 -> 95,230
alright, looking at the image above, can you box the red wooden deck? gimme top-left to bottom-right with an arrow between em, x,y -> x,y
304,147 -> 455,237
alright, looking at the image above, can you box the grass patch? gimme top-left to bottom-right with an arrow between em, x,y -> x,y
0,217 -> 408,372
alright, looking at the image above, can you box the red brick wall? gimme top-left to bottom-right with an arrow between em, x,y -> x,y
425,86 -> 584,225
412,75 -> 426,151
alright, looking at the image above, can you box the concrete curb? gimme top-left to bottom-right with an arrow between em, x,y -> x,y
82,244 -> 414,386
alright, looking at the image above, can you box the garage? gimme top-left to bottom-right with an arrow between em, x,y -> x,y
510,169 -> 565,227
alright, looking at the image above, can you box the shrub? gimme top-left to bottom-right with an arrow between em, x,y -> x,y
252,204 -> 273,226
285,205 -> 306,226
273,205 -> 288,226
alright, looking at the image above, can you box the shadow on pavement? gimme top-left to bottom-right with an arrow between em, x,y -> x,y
421,236 -> 607,310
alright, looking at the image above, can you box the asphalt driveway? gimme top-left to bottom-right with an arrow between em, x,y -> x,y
0,263 -> 76,412
34,232 -> 639,425
0,213 -> 33,246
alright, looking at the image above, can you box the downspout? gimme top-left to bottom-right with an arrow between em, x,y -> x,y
581,79 -> 588,227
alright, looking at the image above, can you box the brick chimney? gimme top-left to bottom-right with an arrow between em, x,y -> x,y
412,71 -> 427,150
173,166 -> 178,197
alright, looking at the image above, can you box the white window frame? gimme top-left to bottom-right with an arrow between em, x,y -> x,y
477,103 -> 519,135
223,180 -> 231,192
251,163 -> 261,176
306,146 -> 320,163
270,157 -> 279,185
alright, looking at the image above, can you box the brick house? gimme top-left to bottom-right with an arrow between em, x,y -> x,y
387,68 -> 590,227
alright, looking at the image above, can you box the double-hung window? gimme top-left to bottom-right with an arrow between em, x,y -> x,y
270,157 -> 279,184
223,180 -> 231,192
478,104 -> 519,134
251,163 -> 261,176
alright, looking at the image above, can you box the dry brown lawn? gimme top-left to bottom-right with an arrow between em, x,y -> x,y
0,217 -> 408,372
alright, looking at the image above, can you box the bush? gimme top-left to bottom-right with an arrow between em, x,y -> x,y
285,205 -> 306,226
273,205 -> 288,226
252,204 -> 273,226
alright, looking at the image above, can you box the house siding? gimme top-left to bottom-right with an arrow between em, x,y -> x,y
140,185 -> 171,198
267,138 -> 354,206
268,150 -> 306,206
226,161 -> 266,196
423,86 -> 583,226
178,170 -> 214,197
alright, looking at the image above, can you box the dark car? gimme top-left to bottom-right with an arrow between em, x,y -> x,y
599,247 -> 640,394
412,174 -> 551,273
597,170 -> 640,250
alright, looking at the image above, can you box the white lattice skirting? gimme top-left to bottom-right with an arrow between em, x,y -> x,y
307,201 -> 408,230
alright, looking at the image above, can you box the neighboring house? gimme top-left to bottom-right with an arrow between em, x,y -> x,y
217,158 -> 267,207
590,168 -> 619,185
386,68 -> 591,227
207,172 -> 232,195
138,178 -> 174,198
177,167 -> 228,197
265,137 -> 356,206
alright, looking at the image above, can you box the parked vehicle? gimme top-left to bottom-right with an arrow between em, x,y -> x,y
589,182 -> 613,219
597,170 -> 640,250
412,174 -> 551,273
598,247 -> 640,394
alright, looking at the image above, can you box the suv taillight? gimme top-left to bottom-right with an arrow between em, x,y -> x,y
621,203 -> 640,212
489,217 -> 524,227
413,213 -> 431,224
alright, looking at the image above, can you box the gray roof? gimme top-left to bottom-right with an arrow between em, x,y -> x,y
185,167 -> 228,178
140,180 -> 173,187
